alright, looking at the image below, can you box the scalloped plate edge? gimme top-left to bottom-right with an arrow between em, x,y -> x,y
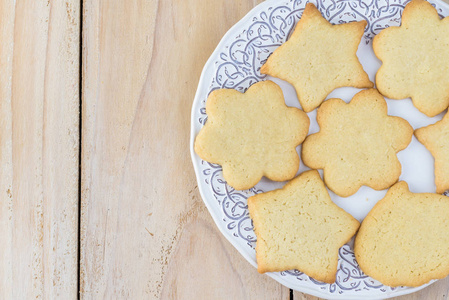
189,0 -> 449,298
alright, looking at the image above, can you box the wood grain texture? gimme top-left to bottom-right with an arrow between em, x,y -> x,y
80,0 -> 288,299
0,0 -> 80,299
293,291 -> 322,300
80,0 -> 449,299
0,0 -> 443,299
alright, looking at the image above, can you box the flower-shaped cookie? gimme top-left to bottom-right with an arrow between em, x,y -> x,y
374,0 -> 449,117
261,3 -> 372,112
194,80 -> 309,190
248,170 -> 360,283
302,89 -> 413,197
415,112 -> 449,193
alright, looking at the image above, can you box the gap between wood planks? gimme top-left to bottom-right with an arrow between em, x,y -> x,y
73,1 -> 297,298
77,0 -> 83,299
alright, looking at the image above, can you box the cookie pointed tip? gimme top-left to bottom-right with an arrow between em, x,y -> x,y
358,19 -> 368,27
304,2 -> 323,18
305,2 -> 317,10
392,181 -> 410,192
317,269 -> 337,284
257,265 -> 267,274
301,102 -> 316,113
322,277 -> 336,284
436,186 -> 449,194
260,63 -> 269,75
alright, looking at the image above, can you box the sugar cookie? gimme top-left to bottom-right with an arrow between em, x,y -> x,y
248,170 -> 360,283
194,80 -> 309,190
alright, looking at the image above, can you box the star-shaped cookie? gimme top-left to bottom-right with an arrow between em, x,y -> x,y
194,80 -> 310,190
260,3 -> 373,113
355,181 -> 449,287
374,0 -> 449,117
415,113 -> 449,193
248,170 -> 360,283
302,89 -> 413,197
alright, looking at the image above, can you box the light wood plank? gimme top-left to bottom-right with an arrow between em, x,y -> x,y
293,291 -> 321,300
0,0 -> 80,299
80,0 -> 288,298
160,214 -> 289,299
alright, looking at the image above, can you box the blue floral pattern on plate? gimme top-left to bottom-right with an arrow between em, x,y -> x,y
192,0 -> 449,298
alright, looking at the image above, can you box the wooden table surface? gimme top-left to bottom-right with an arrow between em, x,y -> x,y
1,0 -> 449,299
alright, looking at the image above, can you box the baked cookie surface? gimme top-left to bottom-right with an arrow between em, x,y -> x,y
260,3 -> 372,112
415,113 -> 449,193
194,80 -> 309,190
248,170 -> 360,283
374,0 -> 449,117
354,181 -> 449,287
302,89 -> 413,197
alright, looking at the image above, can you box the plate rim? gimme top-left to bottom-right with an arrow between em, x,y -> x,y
189,0 -> 448,298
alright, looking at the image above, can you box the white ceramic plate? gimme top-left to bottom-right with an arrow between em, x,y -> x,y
190,0 -> 449,299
